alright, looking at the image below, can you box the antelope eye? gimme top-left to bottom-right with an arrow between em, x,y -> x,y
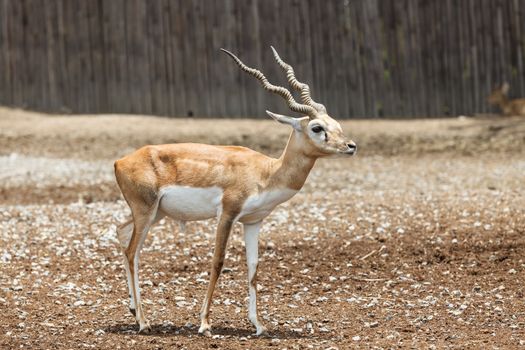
311,125 -> 324,133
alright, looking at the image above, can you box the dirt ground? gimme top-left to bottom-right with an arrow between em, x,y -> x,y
1,107 -> 524,349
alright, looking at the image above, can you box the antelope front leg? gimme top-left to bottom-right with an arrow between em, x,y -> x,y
198,214 -> 235,336
243,221 -> 266,335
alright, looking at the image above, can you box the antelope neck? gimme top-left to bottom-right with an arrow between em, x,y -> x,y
269,130 -> 317,191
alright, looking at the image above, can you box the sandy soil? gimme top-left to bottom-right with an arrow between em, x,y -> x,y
1,108 -> 524,349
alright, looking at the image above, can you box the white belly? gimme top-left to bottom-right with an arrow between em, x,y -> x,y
238,188 -> 298,223
158,186 -> 298,224
159,186 -> 223,221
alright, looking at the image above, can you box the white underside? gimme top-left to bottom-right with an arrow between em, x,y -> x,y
238,188 -> 298,223
158,185 -> 298,223
159,186 -> 223,221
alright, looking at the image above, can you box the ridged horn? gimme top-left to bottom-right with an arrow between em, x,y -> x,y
270,46 -> 326,114
221,48 -> 318,118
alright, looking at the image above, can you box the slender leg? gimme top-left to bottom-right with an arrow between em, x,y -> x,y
118,211 -> 164,319
178,220 -> 186,234
243,221 -> 266,335
124,204 -> 162,333
117,220 -> 136,315
117,219 -> 134,250
198,214 -> 235,335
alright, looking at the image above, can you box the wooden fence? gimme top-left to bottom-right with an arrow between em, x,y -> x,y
1,0 -> 525,118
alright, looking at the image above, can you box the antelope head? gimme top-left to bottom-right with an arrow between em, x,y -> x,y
221,47 -> 357,158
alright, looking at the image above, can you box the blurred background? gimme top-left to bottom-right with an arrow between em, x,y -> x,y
1,0 -> 525,118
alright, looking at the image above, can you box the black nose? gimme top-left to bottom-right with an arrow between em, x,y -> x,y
347,143 -> 357,152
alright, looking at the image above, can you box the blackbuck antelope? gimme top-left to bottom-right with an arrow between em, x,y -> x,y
114,47 -> 357,335
487,82 -> 525,116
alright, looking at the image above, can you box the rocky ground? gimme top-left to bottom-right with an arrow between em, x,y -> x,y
0,108 -> 524,349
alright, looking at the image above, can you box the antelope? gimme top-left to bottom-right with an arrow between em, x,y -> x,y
487,82 -> 525,116
113,47 -> 357,336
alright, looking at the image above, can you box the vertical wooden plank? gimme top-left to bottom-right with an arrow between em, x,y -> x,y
37,0 -> 50,110
0,0 -> 10,105
479,0 -> 491,113
407,0 -> 421,116
44,0 -> 58,110
234,0 -> 249,117
443,0 -> 451,115
36,0 -> 48,109
432,0 -> 446,115
393,0 -> 403,115
136,0 -> 151,114
22,0 -> 38,108
16,0 -> 28,107
62,0 -> 75,112
101,0 -> 116,112
502,0 -> 512,88
467,0 -> 478,114
513,0 -> 525,94
55,0 -> 69,111
170,0 -> 189,117
160,0 -> 174,116
254,0 -> 278,116
85,0 -> 105,113
325,0 -> 343,117
428,0 -> 439,116
37,0 -> 49,110
194,0 -> 209,117
398,0 -> 410,115
429,0 -> 441,116
456,0 -> 464,115
179,0 -> 199,117
9,0 -> 24,107
378,0 -> 395,116
200,0 -> 216,117
351,0 -> 366,116
207,0 -> 223,117
394,0 -> 405,116
504,0 -> 516,97
360,1 -> 376,117
146,1 -> 167,116
481,0 -> 491,113
305,0 -> 322,115
62,0 -> 80,112
487,0 -> 496,111
450,0 -> 462,115
248,0 -> 263,117
341,0 -> 355,116
330,0 -> 348,117
496,1 -> 505,85
78,0 -> 93,113
116,0 -> 130,113
316,0 -> 330,115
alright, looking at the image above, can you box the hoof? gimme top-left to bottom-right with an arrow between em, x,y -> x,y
129,308 -> 136,317
255,326 -> 267,336
138,321 -> 151,334
198,324 -> 212,337
199,329 -> 212,337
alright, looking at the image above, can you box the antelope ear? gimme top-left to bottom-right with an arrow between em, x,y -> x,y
266,111 -> 309,131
